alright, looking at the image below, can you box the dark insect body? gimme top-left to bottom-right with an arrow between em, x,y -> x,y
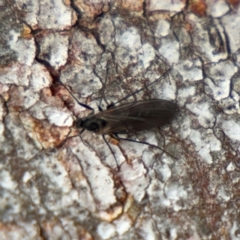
60,69 -> 178,160
75,99 -> 178,135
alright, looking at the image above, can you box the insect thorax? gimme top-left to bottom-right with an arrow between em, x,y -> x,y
75,117 -> 107,133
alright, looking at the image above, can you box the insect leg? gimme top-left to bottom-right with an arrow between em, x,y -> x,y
113,134 -> 177,160
112,67 -> 172,106
102,134 -> 120,170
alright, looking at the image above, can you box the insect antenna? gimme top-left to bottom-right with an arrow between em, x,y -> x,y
57,79 -> 94,111
94,59 -> 113,110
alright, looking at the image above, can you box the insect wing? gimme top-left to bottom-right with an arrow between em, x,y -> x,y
94,99 -> 178,134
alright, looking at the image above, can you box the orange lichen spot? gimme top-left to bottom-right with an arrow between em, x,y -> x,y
63,0 -> 71,5
21,25 -> 32,39
57,146 -> 87,183
41,87 -> 66,109
184,22 -> 194,32
20,112 -> 71,149
0,222 -> 24,234
122,0 -> 144,12
76,229 -> 93,240
50,83 -> 69,98
75,1 -> 110,19
33,119 -> 70,149
97,204 -> 123,221
109,137 -> 120,146
189,0 -> 207,16
49,83 -> 76,110
227,0 -> 240,8
123,195 -> 142,222
41,87 -> 52,98
41,219 -> 96,239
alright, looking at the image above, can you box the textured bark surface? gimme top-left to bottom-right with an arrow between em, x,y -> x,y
1,0 -> 240,239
